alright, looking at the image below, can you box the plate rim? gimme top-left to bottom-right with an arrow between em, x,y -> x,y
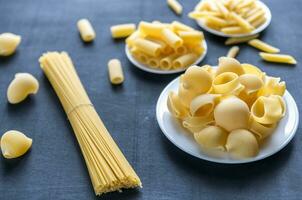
195,1 -> 272,38
156,76 -> 299,164
125,40 -> 208,74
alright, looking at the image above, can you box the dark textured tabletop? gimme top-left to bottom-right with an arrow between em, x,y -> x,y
0,0 -> 301,199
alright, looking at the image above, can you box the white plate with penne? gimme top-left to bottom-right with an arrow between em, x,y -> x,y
193,0 -> 272,38
125,41 -> 207,74
156,76 -> 299,164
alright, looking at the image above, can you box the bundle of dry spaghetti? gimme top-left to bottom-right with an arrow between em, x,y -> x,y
39,51 -> 141,195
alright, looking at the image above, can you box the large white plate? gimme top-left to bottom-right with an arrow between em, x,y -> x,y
196,1 -> 272,38
125,40 -> 207,74
156,76 -> 299,164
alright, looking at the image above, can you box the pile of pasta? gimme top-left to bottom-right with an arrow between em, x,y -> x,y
126,21 -> 206,70
189,0 -> 267,35
167,57 -> 286,159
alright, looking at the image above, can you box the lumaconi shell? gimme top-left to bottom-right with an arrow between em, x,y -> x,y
7,73 -> 39,104
214,97 -> 250,131
0,33 -> 22,56
194,126 -> 228,150
239,74 -> 263,94
226,129 -> 259,159
216,57 -> 244,76
1,130 -> 32,159
167,91 -> 189,119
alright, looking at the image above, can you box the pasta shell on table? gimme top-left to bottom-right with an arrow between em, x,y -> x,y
214,96 -> 250,132
226,129 -> 259,159
216,57 -> 245,76
251,95 -> 285,124
182,114 -> 215,134
0,33 -> 22,56
257,76 -> 286,97
167,91 -> 189,119
248,116 -> 276,140
190,94 -> 221,117
194,126 -> 228,151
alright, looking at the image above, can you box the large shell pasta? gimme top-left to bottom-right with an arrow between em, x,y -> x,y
167,57 -> 287,159
126,21 -> 206,71
189,0 -> 267,35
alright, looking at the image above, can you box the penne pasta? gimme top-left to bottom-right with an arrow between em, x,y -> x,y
229,12 -> 254,31
251,15 -> 266,28
221,26 -> 248,34
248,39 -> 280,53
172,53 -> 198,69
259,53 -> 297,64
246,9 -> 265,23
204,16 -> 228,27
167,0 -> 183,15
214,0 -> 229,18
227,46 -> 240,58
134,38 -> 162,57
111,23 -> 136,39
108,59 -> 124,84
188,11 -> 222,19
77,19 -> 96,42
225,34 -> 259,45
161,28 -> 183,48
245,7 -> 262,18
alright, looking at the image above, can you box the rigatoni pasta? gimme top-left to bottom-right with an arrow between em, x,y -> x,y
77,19 -> 96,42
111,24 -> 136,39
108,59 -> 124,84
225,34 -> 259,45
167,0 -> 183,15
125,21 -> 206,71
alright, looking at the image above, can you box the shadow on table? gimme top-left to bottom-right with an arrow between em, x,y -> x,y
159,126 -> 294,184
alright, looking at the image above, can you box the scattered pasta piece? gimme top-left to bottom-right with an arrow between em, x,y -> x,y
7,73 -> 39,104
167,0 -> 183,15
108,59 -> 124,84
225,34 -> 259,45
77,19 -> 96,42
111,24 -> 136,39
248,39 -> 280,53
259,52 -> 297,64
1,130 -> 32,159
0,33 -> 21,56
227,46 -> 240,58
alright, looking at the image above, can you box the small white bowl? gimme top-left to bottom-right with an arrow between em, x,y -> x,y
125,40 -> 207,74
196,1 -> 272,38
156,76 -> 299,164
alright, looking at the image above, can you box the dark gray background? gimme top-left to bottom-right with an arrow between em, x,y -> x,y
0,0 -> 301,199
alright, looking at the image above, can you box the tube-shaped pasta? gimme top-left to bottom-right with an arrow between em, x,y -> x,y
167,91 -> 189,119
111,24 -> 136,39
129,46 -> 141,58
137,53 -> 149,64
167,0 -> 183,15
204,16 -> 228,27
251,15 -> 266,28
148,57 -> 160,68
248,39 -> 280,53
172,53 -> 198,69
214,97 -> 250,131
221,26 -> 248,35
138,21 -> 165,38
161,28 -> 183,48
108,59 -> 124,84
182,115 -> 215,133
188,11 -> 222,19
126,31 -> 140,47
251,95 -> 284,124
159,54 -> 178,70
216,57 -> 244,76
259,53 -> 297,64
246,9 -> 265,23
194,126 -> 228,150
178,31 -> 204,45
229,12 -> 254,31
213,72 -> 240,94
144,36 -> 168,52
214,0 -> 229,18
225,34 -> 259,45
249,116 -> 276,140
134,38 -> 161,57
236,0 -> 255,10
226,129 -> 259,159
226,46 -> 240,58
174,45 -> 187,54
77,19 -> 96,42
190,94 -> 220,117
0,33 -> 22,56
171,21 -> 194,32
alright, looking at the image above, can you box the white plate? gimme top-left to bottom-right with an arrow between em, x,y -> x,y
125,40 -> 207,74
196,1 -> 272,38
156,76 -> 299,164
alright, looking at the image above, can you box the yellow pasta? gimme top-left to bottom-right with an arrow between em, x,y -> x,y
194,126 -> 227,150
221,26 -> 248,34
190,94 -> 220,117
248,39 -> 280,53
39,52 -> 141,195
213,72 -> 240,94
77,19 -> 96,42
111,23 -> 136,39
174,45 -> 187,54
167,0 -> 183,15
251,15 -> 266,28
204,16 -> 228,27
159,54 -> 178,70
182,115 -> 215,133
229,12 -> 254,31
161,28 -> 183,48
241,63 -> 265,80
258,76 -> 286,97
216,56 -> 244,76
0,33 -> 22,56
173,53 -> 198,69
148,57 -> 160,68
225,34 -> 259,45
126,31 -> 140,47
246,9 -> 265,23
134,38 -> 162,57
138,21 -> 165,38
259,52 -> 297,64
171,21 -> 195,32
249,116 -> 276,139
239,74 -> 263,94
226,46 -> 240,58
178,31 -> 204,45
167,91 -> 189,119
188,11 -> 222,19
108,59 -> 124,84
214,0 -> 229,18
